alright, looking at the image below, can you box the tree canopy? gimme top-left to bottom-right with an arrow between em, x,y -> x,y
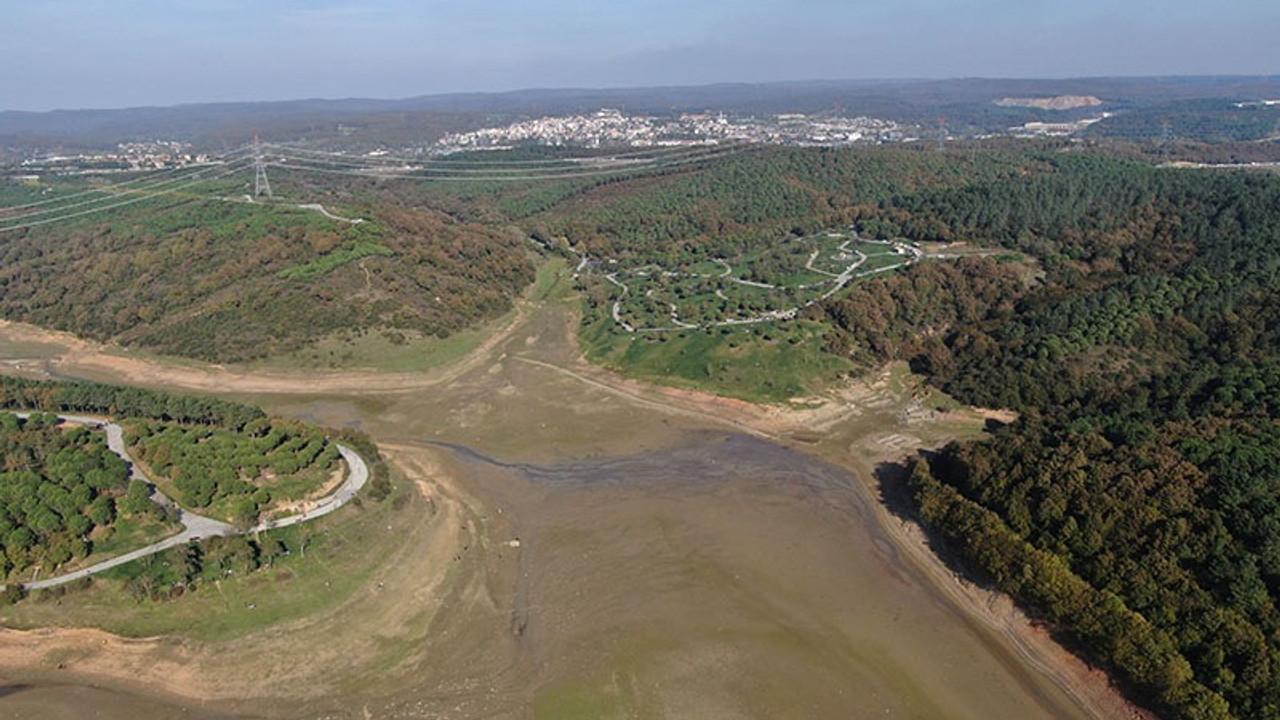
818,157 -> 1280,719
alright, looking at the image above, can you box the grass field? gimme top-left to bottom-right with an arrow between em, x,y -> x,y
84,515 -> 184,562
581,314 -> 853,403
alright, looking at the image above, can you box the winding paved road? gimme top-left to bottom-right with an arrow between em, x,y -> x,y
5,413 -> 368,591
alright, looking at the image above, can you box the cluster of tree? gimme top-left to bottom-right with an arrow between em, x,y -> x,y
115,533 -> 296,603
0,412 -> 155,579
0,375 -> 265,429
737,237 -> 817,286
0,373 -> 391,521
0,377 -> 389,500
127,417 -> 340,524
815,255 -> 1030,368
824,154 -> 1280,718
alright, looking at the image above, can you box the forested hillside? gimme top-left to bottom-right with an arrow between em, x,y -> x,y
524,146 -> 1052,261
814,158 -> 1280,719
0,186 -> 533,363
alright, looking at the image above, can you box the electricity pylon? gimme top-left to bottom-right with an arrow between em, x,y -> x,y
253,135 -> 272,198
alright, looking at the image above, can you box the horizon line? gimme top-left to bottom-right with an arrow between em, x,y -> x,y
5,73 -> 1280,115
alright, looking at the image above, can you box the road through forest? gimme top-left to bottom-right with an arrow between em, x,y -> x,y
4,412 -> 368,591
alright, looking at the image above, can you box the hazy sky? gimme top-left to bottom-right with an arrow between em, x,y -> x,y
3,0 -> 1277,111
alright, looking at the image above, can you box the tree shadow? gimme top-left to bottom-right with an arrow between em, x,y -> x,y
872,453 -> 999,593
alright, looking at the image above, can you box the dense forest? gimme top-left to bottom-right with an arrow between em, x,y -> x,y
524,145 -> 1054,263
1087,99 -> 1280,143
811,157 -> 1280,719
0,375 -> 265,428
0,412 -> 156,580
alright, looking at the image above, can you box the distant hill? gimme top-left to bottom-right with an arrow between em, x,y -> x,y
3,76 -> 1279,157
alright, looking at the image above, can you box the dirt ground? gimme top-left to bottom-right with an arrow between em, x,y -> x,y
0,291 -> 1151,720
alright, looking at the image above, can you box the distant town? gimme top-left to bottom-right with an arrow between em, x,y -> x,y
15,140 -> 208,175
428,109 -> 910,154
8,112 -> 923,175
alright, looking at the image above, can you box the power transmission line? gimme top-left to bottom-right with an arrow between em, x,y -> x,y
1,145 -> 254,216
0,158 -> 256,233
0,138 -> 750,233
262,142 -> 751,182
0,159 -> 251,223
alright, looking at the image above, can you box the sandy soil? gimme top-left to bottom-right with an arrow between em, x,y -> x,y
501,350 -> 1151,720
267,464 -> 347,518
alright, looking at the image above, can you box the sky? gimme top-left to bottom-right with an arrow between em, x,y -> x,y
2,0 -> 1278,111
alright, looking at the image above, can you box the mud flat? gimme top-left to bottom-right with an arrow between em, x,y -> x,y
0,683 -> 235,720
407,432 -> 1095,719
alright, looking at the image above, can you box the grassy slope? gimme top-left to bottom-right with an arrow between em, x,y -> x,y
253,256 -> 569,373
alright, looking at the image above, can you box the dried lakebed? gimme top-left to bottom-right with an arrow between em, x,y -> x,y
1,430 -> 1099,720
384,431 -> 1099,720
